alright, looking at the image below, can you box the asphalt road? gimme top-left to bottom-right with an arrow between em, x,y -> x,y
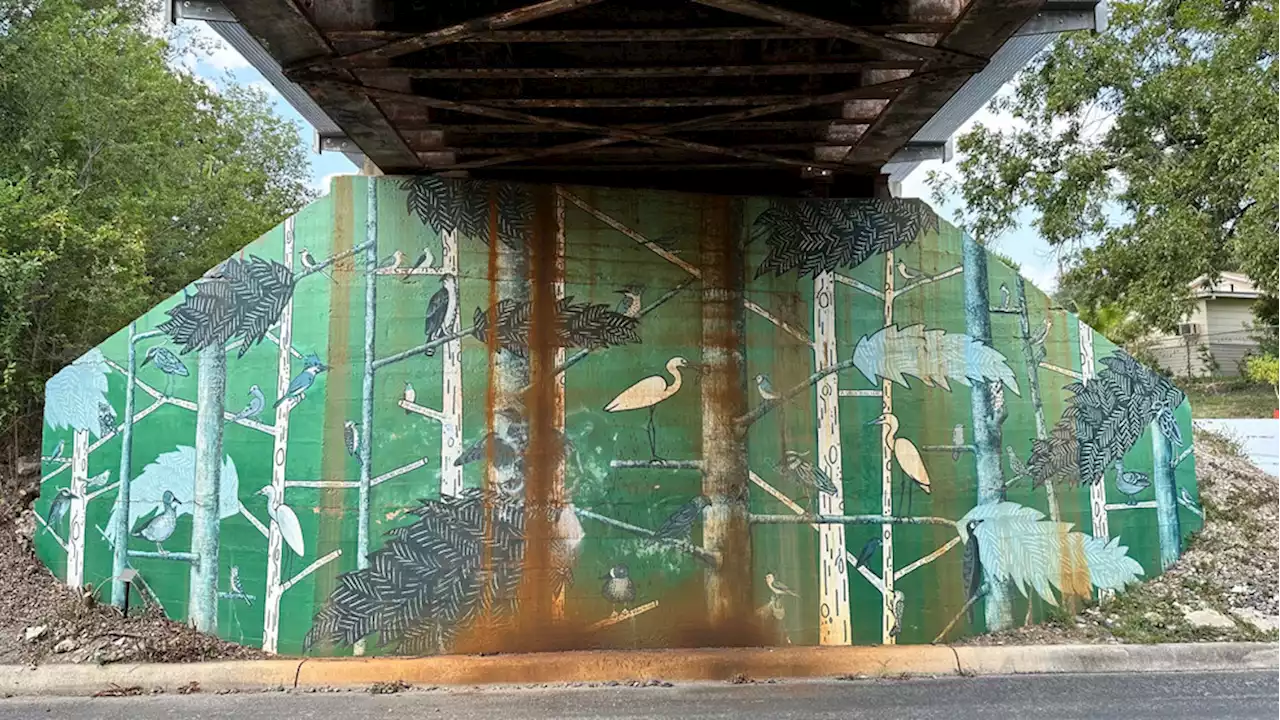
1,670 -> 1274,719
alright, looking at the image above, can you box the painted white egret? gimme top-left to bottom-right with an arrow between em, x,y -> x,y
604,356 -> 692,460
869,412 -> 932,515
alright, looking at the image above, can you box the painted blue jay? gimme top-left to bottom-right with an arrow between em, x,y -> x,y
274,355 -> 328,408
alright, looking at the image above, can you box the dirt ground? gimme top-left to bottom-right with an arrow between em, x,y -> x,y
962,429 -> 1279,646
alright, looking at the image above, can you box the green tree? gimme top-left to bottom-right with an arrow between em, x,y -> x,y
930,0 -> 1278,335
0,0 -> 312,439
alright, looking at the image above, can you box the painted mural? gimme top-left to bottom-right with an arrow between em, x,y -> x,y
35,177 -> 1201,655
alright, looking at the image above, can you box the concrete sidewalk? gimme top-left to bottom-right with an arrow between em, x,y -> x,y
1,642 -> 1275,697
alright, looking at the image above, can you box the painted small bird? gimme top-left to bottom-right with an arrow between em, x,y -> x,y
132,490 -> 181,555
604,356 -> 693,461
764,573 -> 799,599
999,283 -> 1011,309
1005,446 -> 1031,483
600,564 -> 637,613
422,274 -> 459,356
228,385 -> 265,424
47,438 -> 65,463
299,248 -> 334,282
229,565 -> 252,606
855,537 -> 881,568
1028,317 -> 1052,352
98,402 -> 117,434
755,373 -> 780,402
655,495 -> 710,541
401,248 -> 434,282
961,519 -> 984,623
86,469 -> 112,488
889,590 -> 906,638
774,450 -> 838,497
274,355 -> 328,408
258,485 -> 305,558
343,420 -> 359,457
614,286 -> 644,318
1178,487 -> 1204,518
990,381 -> 1007,425
379,249 -> 406,274
1113,459 -> 1151,505
951,424 -> 965,461
45,488 -> 76,535
896,261 -> 921,280
140,346 -> 189,395
1154,400 -> 1183,446
402,382 -> 416,412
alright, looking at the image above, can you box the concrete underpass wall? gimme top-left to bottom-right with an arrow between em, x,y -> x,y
35,176 -> 1201,656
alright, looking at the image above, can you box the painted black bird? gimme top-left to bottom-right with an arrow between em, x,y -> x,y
422,274 -> 458,357
855,537 -> 881,568
600,564 -> 637,613
45,488 -> 76,535
961,519 -> 985,624
654,495 -> 710,541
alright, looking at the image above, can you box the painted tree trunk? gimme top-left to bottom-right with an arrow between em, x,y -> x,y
188,345 -> 226,632
551,191 -> 568,620
1014,277 -> 1059,522
813,271 -> 851,644
879,251 -> 896,644
1152,420 -> 1180,570
111,323 -> 138,607
1077,321 -> 1112,602
262,215 -> 295,654
819,270 -> 849,645
65,428 -> 89,588
353,182 -> 378,656
439,229 -> 463,498
700,197 -> 751,629
962,234 -> 1014,632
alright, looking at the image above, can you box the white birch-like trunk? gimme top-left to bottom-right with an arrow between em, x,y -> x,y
439,229 -> 463,498
878,252 -> 896,644
65,428 -> 89,588
1078,321 -> 1112,601
813,271 -> 850,645
551,191 -> 567,620
261,215 -> 295,654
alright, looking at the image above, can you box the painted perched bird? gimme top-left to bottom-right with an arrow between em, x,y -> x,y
259,485 -> 305,558
422,274 -> 458,357
1027,318 -> 1052,362
228,385 -> 265,423
47,438 -> 65,463
343,421 -> 359,457
1178,487 -> 1204,518
379,249 -> 406,274
896,261 -> 921,280
1154,400 -> 1183,446
132,490 -> 181,555
229,565 -> 251,606
615,285 -> 644,318
754,373 -> 780,402
299,248 -> 333,281
765,573 -> 799,599
951,424 -> 965,461
889,590 -> 906,637
1113,459 -> 1151,505
774,450 -> 838,497
98,402 -> 117,434
600,564 -> 637,612
604,357 -> 692,461
274,355 -> 328,408
855,537 -> 881,568
402,248 -> 434,282
1006,446 -> 1031,483
86,469 -> 112,489
140,346 -> 188,395
999,284 -> 1011,309
869,413 -> 932,515
45,488 -> 76,535
961,519 -> 984,623
402,382 -> 416,412
655,495 -> 710,541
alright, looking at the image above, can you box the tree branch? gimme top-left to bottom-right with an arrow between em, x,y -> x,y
736,357 -> 858,428
896,265 -> 963,296
371,326 -> 474,371
574,506 -> 719,566
833,272 -> 883,299
749,513 -> 956,527
610,459 -> 702,470
295,240 -> 374,282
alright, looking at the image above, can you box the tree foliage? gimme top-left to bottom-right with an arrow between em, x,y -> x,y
931,0 -> 1277,334
0,0 -> 312,434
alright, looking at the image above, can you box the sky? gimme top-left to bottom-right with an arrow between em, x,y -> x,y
176,22 -> 1062,292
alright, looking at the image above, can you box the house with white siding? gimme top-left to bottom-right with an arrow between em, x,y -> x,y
1146,272 -> 1266,377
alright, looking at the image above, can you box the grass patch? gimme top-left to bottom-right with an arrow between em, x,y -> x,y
1181,377 -> 1278,418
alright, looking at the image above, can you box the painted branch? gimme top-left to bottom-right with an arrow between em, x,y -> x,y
239,504 -> 269,538
131,329 -> 164,345
920,444 -> 974,453
832,273 -> 884,298
371,327 -> 473,371
749,513 -> 955,527
737,353 -> 855,425
1105,501 -> 1158,511
128,550 -> 199,562
838,389 -> 881,397
1175,445 -> 1194,467
32,512 -> 70,553
86,481 -> 121,502
610,459 -> 702,470
895,536 -> 962,581
400,399 -> 447,422
370,457 -> 432,488
557,188 -> 699,276
286,480 -> 361,489
263,331 -> 304,360
574,507 -> 719,566
933,590 -> 984,644
1015,276 -> 1059,522
744,297 -> 812,346
295,239 -> 374,281
281,549 -> 343,594
589,600 -> 660,631
218,592 -> 258,603
1039,361 -> 1083,380
895,265 -> 963,296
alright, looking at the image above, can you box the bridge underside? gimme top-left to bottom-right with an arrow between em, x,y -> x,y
224,0 -> 1042,196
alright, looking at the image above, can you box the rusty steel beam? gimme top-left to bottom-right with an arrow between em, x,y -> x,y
691,0 -> 984,67
301,79 -> 856,173
292,0 -> 604,71
355,61 -> 920,80
420,119 -> 877,134
323,24 -> 956,44
466,95 -> 881,109
440,143 -> 855,155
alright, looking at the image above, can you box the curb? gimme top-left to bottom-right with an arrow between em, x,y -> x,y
0,643 -> 1274,697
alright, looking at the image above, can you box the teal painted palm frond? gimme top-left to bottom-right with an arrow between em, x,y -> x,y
402,176 -> 531,248
852,324 -> 1020,397
44,348 -> 110,437
752,197 -> 937,278
958,502 -> 1144,606
105,446 -> 240,542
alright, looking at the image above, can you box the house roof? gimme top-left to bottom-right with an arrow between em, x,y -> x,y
1190,272 -> 1262,300
193,0 -> 1103,196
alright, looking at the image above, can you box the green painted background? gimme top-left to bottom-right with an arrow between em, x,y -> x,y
35,176 -> 1200,655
